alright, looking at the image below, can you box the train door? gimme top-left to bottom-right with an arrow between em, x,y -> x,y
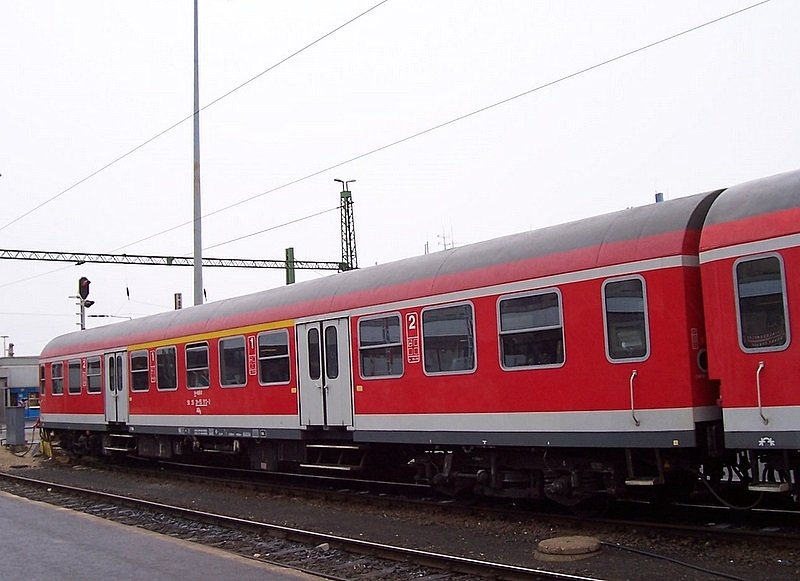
104,351 -> 129,424
297,318 -> 353,427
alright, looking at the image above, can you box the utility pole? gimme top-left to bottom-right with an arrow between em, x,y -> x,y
192,0 -> 203,306
335,179 -> 357,271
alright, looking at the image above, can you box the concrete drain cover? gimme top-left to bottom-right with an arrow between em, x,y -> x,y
535,536 -> 602,562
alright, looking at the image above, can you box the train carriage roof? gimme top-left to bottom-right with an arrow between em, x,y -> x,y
40,187 -> 721,359
700,168 -> 800,252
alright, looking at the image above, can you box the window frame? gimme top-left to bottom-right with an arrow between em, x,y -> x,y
602,275 -> 651,363
421,301 -> 477,376
257,329 -> 291,386
357,313 -> 405,380
156,345 -> 178,391
51,362 -> 64,396
67,359 -> 81,395
219,335 -> 247,388
497,288 -> 566,371
307,328 -> 321,381
129,349 -> 150,392
86,356 -> 102,394
324,325 -> 340,380
733,253 -> 791,353
185,342 -> 210,390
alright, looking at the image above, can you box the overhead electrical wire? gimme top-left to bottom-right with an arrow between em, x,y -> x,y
200,206 -> 339,252
112,0 -> 774,253
0,0 -> 392,235
0,0 -> 774,289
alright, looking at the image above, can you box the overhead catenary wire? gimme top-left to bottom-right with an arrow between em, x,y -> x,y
200,206 -> 340,252
112,0 -> 773,254
0,0 -> 392,235
0,1 -> 774,289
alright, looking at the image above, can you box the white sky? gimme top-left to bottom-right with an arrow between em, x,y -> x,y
1,0 -> 798,356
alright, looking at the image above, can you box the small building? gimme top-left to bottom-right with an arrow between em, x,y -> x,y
0,356 -> 40,422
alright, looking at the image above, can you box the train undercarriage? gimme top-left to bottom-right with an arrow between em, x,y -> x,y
45,427 -> 799,509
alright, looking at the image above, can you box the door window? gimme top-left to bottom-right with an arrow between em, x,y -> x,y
603,277 -> 650,361
325,326 -> 339,379
735,255 -> 790,351
307,328 -> 321,381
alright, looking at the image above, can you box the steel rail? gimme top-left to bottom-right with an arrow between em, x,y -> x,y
0,471 -> 601,581
113,459 -> 800,543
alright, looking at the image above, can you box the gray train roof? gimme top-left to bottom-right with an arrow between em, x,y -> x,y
703,168 -> 800,227
41,187 -> 720,358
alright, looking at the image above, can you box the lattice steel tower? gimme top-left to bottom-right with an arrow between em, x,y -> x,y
336,179 -> 358,271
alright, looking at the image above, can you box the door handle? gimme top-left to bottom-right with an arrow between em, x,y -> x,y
630,370 -> 640,427
756,361 -> 768,425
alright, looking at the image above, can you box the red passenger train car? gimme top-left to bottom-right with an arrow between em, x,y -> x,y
39,169 -> 800,506
699,170 -> 800,492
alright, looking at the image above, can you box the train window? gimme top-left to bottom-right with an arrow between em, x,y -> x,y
258,330 -> 290,385
87,356 -> 102,393
156,346 -> 178,391
68,359 -> 81,394
735,255 -> 790,351
108,356 -> 116,392
219,336 -> 246,387
422,303 -> 476,374
603,277 -> 650,361
307,328 -> 321,381
130,350 -> 149,392
499,291 -> 564,369
325,326 -> 339,380
186,342 -> 210,389
51,362 -> 64,395
359,315 -> 403,378
39,364 -> 46,394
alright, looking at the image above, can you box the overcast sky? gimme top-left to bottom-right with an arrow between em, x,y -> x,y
1,0 -> 798,356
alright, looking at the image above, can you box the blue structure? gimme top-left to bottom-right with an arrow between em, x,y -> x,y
1,356 -> 40,421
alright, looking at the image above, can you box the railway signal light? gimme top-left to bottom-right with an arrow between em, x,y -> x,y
75,277 -> 94,329
78,277 -> 91,300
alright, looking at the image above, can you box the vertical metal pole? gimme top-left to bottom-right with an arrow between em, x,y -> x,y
79,300 -> 86,330
192,0 -> 204,305
285,247 -> 296,285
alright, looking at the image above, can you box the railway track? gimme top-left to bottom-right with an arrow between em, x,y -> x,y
0,470 -> 601,581
82,457 -> 800,546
